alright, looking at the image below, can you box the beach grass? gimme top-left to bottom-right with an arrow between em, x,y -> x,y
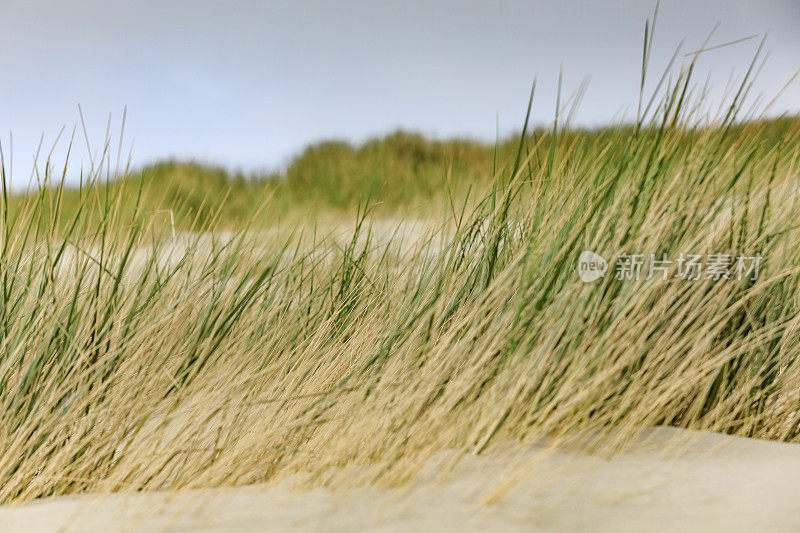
1,24 -> 800,504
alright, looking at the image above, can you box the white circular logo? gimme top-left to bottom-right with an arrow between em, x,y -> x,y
578,250 -> 607,282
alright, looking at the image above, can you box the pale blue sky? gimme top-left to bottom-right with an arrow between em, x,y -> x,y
0,0 -> 798,185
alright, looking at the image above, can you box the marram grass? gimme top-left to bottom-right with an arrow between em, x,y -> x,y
1,45 -> 800,503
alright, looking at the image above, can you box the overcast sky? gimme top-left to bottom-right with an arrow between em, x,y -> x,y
0,0 -> 798,184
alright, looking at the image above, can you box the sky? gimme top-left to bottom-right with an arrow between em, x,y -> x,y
0,0 -> 798,185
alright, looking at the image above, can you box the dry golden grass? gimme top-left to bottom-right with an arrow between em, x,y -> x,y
1,32 -> 800,505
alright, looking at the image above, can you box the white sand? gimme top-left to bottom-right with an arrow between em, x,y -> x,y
2,427 -> 799,532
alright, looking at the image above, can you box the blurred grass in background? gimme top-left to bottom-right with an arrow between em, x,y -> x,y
10,118 -> 798,232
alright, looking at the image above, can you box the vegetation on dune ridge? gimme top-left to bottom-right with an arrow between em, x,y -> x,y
7,130 -> 528,229
12,118 -> 800,231
2,25 -> 800,504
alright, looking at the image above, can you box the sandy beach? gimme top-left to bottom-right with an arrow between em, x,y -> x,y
2,427 -> 798,532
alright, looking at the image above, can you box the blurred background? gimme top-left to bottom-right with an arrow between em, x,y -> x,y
0,0 -> 797,186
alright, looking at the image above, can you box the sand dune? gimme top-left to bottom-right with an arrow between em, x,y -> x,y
2,427 -> 799,532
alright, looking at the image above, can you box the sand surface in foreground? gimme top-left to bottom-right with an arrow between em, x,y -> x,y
1,427 -> 798,532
